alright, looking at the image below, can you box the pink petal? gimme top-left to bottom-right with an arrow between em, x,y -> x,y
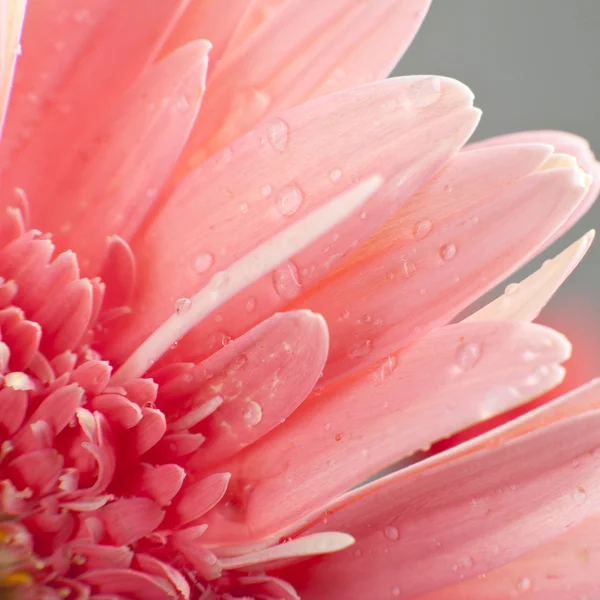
111,176 -> 385,381
172,0 -> 433,169
0,0 -> 189,220
129,407 -> 166,457
27,383 -> 83,434
98,235 -> 136,312
0,0 -> 26,134
300,145 -> 587,383
78,568 -> 175,599
283,411 -> 600,600
159,0 -> 253,70
418,514 -> 600,599
68,542 -> 134,570
220,532 -> 354,570
468,130 -> 600,242
70,360 -> 111,395
33,279 -> 93,356
466,231 -> 595,323
145,432 -> 205,463
134,463 -> 186,507
107,76 -> 478,366
136,554 -> 190,600
97,497 -> 164,546
7,448 -> 63,495
160,310 -> 329,469
201,321 -> 569,546
0,387 -> 27,434
91,393 -> 142,429
40,40 -> 211,274
173,473 -> 230,525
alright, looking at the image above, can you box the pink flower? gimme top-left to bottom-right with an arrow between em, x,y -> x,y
0,1 -> 598,599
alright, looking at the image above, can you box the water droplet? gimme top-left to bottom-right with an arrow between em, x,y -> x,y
359,211 -> 367,220
383,526 -> 399,541
401,261 -> 416,278
439,243 -> 457,261
413,219 -> 432,240
243,400 -> 263,426
348,339 -> 372,358
443,184 -> 453,193
15,44 -> 22,57
455,342 -> 481,371
324,422 -> 331,431
407,76 -> 442,108
239,202 -> 249,214
266,118 -> 289,152
275,185 -> 303,216
193,252 -> 214,273
272,261 -> 302,300
460,555 -> 474,569
391,585 -> 401,597
505,282 -> 520,295
516,576 -> 532,592
245,297 -> 257,313
174,298 -> 192,315
261,184 -> 273,197
354,548 -> 363,558
329,168 -> 342,183
377,356 -> 397,380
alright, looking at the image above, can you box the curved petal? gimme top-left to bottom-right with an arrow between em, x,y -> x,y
158,310 -> 330,470
466,231 -> 594,322
282,411 -> 600,600
0,0 -> 189,220
467,130 -> 600,242
200,321 -> 570,548
0,0 -> 26,134
37,40 -> 211,274
416,514 -> 600,599
297,146 -> 587,384
106,76 -> 478,364
171,0 -> 433,173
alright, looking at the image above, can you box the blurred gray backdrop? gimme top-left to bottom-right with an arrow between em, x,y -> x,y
392,0 -> 599,325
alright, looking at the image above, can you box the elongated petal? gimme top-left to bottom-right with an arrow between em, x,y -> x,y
160,310 -> 329,470
37,40 -> 211,274
0,0 -> 26,134
0,0 -> 189,219
201,321 -> 569,546
107,76 -> 478,364
468,130 -> 600,242
284,412 -> 600,600
298,147 -> 587,384
111,177 -> 382,380
417,514 -> 600,600
173,0 -> 433,171
466,231 -> 594,322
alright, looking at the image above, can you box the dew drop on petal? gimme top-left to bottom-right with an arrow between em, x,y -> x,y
516,576 -> 532,592
413,219 -> 432,240
391,585 -> 401,597
407,76 -> 442,108
272,261 -> 302,300
439,243 -> 457,261
243,400 -> 263,426
329,168 -> 342,183
193,252 -> 214,273
174,298 -> 192,315
505,282 -> 520,295
455,342 -> 481,371
266,118 -> 289,152
383,526 -> 399,541
359,211 -> 367,220
261,184 -> 273,197
245,297 -> 257,313
275,185 -> 303,216
571,486 -> 587,503
401,261 -> 416,278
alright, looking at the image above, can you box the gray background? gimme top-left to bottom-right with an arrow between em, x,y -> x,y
392,0 -> 599,322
